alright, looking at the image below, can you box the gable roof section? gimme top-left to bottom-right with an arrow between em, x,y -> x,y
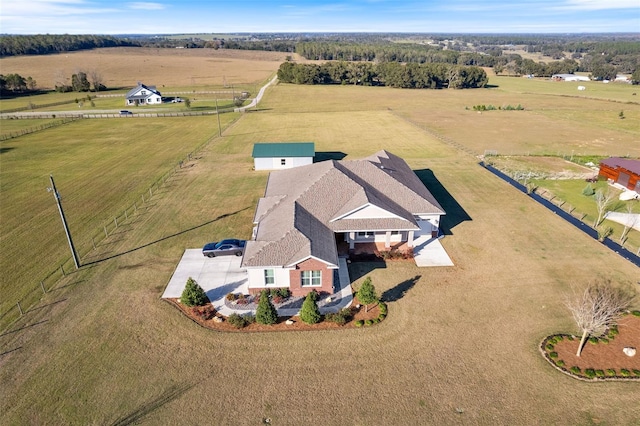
252,142 -> 315,158
600,157 -> 640,176
125,83 -> 161,100
241,150 -> 444,269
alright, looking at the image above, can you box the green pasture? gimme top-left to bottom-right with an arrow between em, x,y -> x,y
532,178 -> 640,248
0,114 -> 239,314
1,73 -> 640,424
0,118 -> 64,134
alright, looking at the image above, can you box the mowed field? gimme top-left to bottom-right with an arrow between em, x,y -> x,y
0,47 -> 290,91
1,50 -> 640,425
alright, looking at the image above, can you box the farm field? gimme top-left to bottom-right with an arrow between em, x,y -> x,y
0,46 -> 288,92
1,52 -> 640,425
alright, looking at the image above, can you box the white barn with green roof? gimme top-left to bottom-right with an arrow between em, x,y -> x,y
252,142 -> 315,170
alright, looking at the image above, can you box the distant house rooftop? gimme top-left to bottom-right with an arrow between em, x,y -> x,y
252,142 -> 315,158
600,157 -> 640,175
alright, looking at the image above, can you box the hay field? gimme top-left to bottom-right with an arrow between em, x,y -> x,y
1,72 -> 640,425
0,47 -> 288,90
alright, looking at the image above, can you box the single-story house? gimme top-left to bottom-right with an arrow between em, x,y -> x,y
241,150 -> 445,297
551,74 -> 590,82
125,83 -> 162,106
252,142 -> 315,170
598,157 -> 640,192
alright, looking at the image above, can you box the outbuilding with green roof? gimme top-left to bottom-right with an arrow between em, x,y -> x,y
252,142 -> 315,170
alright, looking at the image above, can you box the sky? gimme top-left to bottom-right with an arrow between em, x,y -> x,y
1,0 -> 639,35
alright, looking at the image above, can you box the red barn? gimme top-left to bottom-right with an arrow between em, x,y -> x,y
598,157 -> 640,191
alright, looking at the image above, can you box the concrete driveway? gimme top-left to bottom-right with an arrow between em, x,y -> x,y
162,249 -> 248,305
412,222 -> 454,267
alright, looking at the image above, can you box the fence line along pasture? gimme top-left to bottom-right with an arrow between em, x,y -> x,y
0,117 -> 80,141
0,117 -> 235,333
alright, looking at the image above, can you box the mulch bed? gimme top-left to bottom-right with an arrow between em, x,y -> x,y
541,314 -> 640,380
164,296 -> 383,333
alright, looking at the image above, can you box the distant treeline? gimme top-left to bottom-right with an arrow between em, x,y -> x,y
0,34 -> 133,57
277,61 -> 488,89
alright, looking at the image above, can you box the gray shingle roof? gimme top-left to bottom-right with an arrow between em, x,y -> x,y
125,83 -> 161,100
241,150 -> 445,268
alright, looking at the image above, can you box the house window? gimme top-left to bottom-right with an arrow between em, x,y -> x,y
264,269 -> 275,285
280,159 -> 286,166
301,270 -> 321,287
141,90 -> 147,95
357,231 -> 374,238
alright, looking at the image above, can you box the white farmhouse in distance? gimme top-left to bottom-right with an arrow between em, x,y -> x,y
125,83 -> 162,106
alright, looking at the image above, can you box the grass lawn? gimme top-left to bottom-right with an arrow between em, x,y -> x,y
0,114 -> 239,316
1,63 -> 639,425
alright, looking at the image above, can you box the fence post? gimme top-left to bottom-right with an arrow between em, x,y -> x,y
17,302 -> 23,316
92,237 -> 96,250
125,209 -> 128,220
40,281 -> 46,294
104,226 -> 108,238
60,264 -> 65,276
149,188 -> 152,198
114,217 -> 118,228
141,194 -> 145,204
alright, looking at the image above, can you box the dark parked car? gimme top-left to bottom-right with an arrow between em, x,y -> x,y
119,110 -> 133,115
202,239 -> 246,257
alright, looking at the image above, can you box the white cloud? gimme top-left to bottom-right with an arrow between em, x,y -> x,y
128,2 -> 165,10
561,0 -> 640,10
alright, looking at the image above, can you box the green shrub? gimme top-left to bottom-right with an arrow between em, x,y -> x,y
255,290 -> 278,325
546,343 -> 554,350
606,369 -> 616,376
549,352 -> 558,358
365,319 -> 374,326
556,360 -> 565,367
300,291 -> 321,324
607,328 -> 619,338
588,337 -> 598,344
378,314 -> 386,322
226,292 -> 236,301
631,310 -> 640,317
570,366 -> 581,374
632,369 -> 640,376
227,313 -> 247,329
595,370 -> 605,377
582,183 -> 595,196
584,369 -> 596,378
325,308 -> 352,325
180,277 -> 208,307
620,369 -> 631,377
555,335 -> 564,341
357,277 -> 379,310
355,320 -> 364,327
378,302 -> 388,315
600,338 -> 609,344
243,313 -> 256,324
567,335 -> 575,341
277,288 -> 290,298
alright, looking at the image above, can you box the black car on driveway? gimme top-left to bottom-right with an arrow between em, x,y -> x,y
202,239 -> 246,257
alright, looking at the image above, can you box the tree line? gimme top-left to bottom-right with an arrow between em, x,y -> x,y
0,73 -> 37,93
0,34 -> 133,57
277,61 -> 488,89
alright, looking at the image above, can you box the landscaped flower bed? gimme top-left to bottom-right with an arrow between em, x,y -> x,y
540,312 -> 640,381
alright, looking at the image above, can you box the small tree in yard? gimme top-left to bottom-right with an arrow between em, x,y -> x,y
256,290 -> 278,325
180,277 -> 208,307
593,188 -> 616,227
300,291 -> 321,324
566,281 -> 634,357
357,277 -> 378,312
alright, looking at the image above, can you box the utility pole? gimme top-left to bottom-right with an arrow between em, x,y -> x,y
48,175 -> 80,269
215,99 -> 221,137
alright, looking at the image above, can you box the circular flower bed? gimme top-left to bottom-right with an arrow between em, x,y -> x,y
540,312 -> 640,381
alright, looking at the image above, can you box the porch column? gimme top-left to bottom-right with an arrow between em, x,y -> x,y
349,232 -> 355,249
407,230 -> 415,248
385,231 -> 391,249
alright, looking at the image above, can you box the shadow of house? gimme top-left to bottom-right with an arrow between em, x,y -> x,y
314,151 -> 347,162
381,275 -> 421,303
347,261 -> 387,283
413,169 -> 471,235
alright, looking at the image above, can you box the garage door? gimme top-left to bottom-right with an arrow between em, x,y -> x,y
617,172 -> 630,188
